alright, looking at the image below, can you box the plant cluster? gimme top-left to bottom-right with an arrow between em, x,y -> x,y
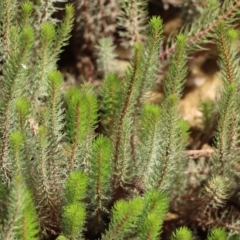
1,0 -> 240,240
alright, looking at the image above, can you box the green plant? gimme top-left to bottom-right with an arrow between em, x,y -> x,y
1,0 -> 240,240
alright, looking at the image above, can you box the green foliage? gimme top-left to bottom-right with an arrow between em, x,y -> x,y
137,190 -> 169,240
88,135 -> 113,219
65,84 -> 98,172
101,197 -> 144,240
20,1 -> 33,27
61,171 -> 88,239
53,4 -> 74,57
65,85 -> 98,144
15,98 -> 30,120
56,235 -> 68,240
205,175 -> 229,207
61,203 -> 86,240
15,189 -> 40,240
207,228 -> 227,240
152,34 -> 188,191
46,70 -> 65,139
139,16 -> 163,98
101,73 -> 122,131
204,22 -> 240,210
0,180 -> 9,229
64,171 -> 88,205
199,99 -> 216,132
118,0 -> 148,48
1,175 -> 39,240
138,104 -> 162,188
10,131 -> 24,174
96,38 -> 117,76
30,21 -> 56,102
161,0 -> 240,59
111,16 -> 163,189
0,22 -> 34,182
171,227 -> 192,240
163,34 -> 187,98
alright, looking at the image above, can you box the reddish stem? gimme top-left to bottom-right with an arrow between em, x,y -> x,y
159,0 -> 240,59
